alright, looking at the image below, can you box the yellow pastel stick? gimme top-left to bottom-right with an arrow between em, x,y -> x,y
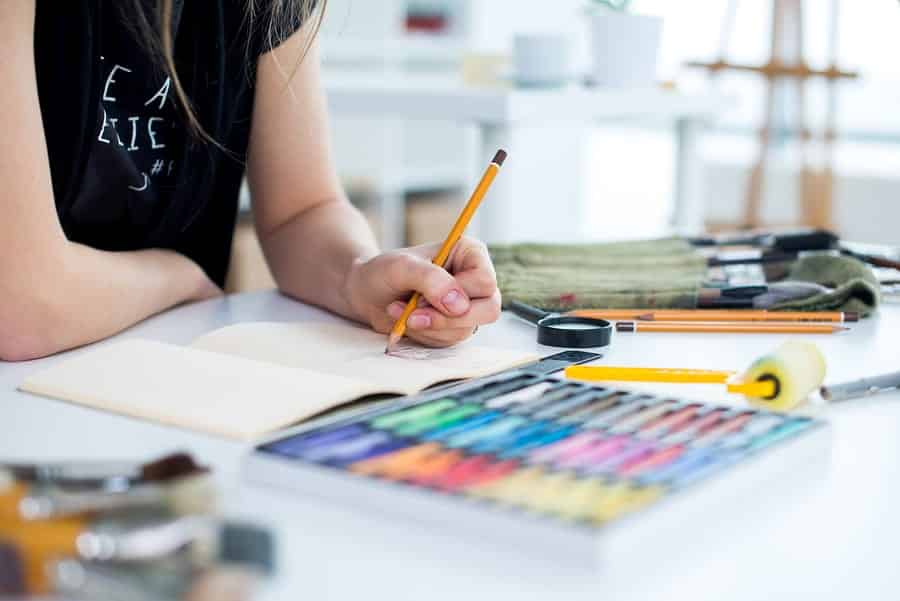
553,478 -> 611,522
589,484 -> 665,525
521,472 -> 579,515
469,467 -> 544,505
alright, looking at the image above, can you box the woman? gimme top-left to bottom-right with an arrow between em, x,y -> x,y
0,1 -> 501,362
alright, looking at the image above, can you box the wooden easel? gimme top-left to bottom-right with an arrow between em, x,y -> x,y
688,0 -> 858,230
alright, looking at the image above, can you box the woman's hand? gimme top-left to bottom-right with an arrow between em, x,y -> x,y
344,237 -> 502,347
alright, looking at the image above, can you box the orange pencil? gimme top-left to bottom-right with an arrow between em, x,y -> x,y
569,309 -> 858,323
615,321 -> 847,334
386,149 -> 507,353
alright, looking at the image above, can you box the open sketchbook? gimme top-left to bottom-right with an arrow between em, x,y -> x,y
19,322 -> 538,441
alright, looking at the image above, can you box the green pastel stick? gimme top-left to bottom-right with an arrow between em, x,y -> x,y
394,405 -> 482,437
371,399 -> 457,430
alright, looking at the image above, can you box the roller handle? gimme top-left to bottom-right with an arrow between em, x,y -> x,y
508,301 -> 551,325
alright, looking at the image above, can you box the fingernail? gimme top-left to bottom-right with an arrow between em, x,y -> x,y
387,303 -> 404,319
442,290 -> 468,315
409,314 -> 432,329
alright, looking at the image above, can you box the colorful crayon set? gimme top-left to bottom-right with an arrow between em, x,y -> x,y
256,365 -> 825,535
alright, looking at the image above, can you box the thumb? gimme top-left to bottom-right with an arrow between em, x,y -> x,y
386,255 -> 471,317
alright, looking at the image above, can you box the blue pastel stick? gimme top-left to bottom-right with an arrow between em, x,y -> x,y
498,425 -> 577,459
301,431 -> 394,463
422,411 -> 501,441
445,416 -> 528,449
332,439 -> 410,467
668,449 -> 744,488
469,421 -> 550,454
746,419 -> 813,453
263,424 -> 368,458
639,449 -> 712,485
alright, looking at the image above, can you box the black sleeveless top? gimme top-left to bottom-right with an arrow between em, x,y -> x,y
33,1 -> 304,285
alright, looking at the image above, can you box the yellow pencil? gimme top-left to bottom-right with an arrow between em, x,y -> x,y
385,149 -> 507,353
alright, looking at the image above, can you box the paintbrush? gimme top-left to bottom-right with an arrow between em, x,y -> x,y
0,471 -> 215,521
3,452 -> 203,490
50,557 -> 260,601
7,514 -> 272,595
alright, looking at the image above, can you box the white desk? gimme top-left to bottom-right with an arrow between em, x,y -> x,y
324,75 -> 723,247
4,291 -> 900,601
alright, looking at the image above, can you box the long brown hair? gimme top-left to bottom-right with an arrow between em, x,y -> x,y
127,0 -> 326,146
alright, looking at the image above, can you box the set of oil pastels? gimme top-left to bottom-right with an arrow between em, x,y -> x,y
247,352 -> 828,555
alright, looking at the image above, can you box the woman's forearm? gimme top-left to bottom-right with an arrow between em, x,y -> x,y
0,242 -> 217,361
259,198 -> 379,321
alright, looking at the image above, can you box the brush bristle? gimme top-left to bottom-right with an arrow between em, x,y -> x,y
141,453 -> 206,483
492,149 -> 507,166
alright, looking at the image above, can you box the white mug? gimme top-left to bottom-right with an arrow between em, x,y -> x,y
513,33 -> 572,88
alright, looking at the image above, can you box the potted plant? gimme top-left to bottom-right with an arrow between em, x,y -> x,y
586,0 -> 663,88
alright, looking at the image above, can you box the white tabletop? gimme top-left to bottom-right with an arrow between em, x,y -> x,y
3,291 -> 899,601
324,74 -> 724,124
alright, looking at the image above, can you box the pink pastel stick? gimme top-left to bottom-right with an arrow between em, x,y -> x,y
528,431 -> 605,465
555,436 -> 630,470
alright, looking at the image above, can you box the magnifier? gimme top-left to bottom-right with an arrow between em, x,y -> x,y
509,301 -> 613,349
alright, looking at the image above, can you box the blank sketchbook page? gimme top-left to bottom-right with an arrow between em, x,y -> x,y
191,322 -> 539,395
19,340 -> 378,440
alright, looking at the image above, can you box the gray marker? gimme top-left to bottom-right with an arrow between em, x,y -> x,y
821,370 -> 900,402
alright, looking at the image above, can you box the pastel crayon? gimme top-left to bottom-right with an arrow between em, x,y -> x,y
407,450 -> 466,486
608,401 -> 678,434
583,441 -> 656,475
468,467 -> 546,505
266,424 -> 367,457
435,457 -> 520,492
520,471 -> 579,515
746,419 -> 812,452
444,416 -> 528,449
528,431 -> 607,465
547,477 -> 610,522
589,484 -> 665,524
718,414 -> 785,449
582,397 -> 651,428
497,425 -> 577,459
637,405 -> 701,439
555,436 -> 630,470
556,393 -> 624,424
350,443 -> 443,478
393,404 -> 482,437
469,421 -> 553,454
669,449 -> 743,488
639,448 -> 712,485
617,444 -> 685,478
659,409 -> 728,445
423,411 -> 501,441
691,412 -> 754,447
301,431 -> 395,463
532,390 -> 615,420
485,382 -> 556,409
510,385 -> 582,415
371,399 -> 457,430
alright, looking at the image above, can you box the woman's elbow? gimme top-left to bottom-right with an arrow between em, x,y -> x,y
0,303 -> 66,362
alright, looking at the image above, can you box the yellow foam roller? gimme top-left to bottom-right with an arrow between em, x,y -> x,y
737,341 -> 827,412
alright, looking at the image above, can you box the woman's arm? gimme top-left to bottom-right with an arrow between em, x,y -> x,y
0,1 -> 220,362
248,23 -> 501,347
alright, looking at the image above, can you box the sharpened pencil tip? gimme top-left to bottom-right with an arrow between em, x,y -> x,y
492,149 -> 508,166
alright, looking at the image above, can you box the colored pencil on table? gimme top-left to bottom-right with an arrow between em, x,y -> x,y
568,309 -> 858,323
614,321 -> 847,335
385,149 -> 507,353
